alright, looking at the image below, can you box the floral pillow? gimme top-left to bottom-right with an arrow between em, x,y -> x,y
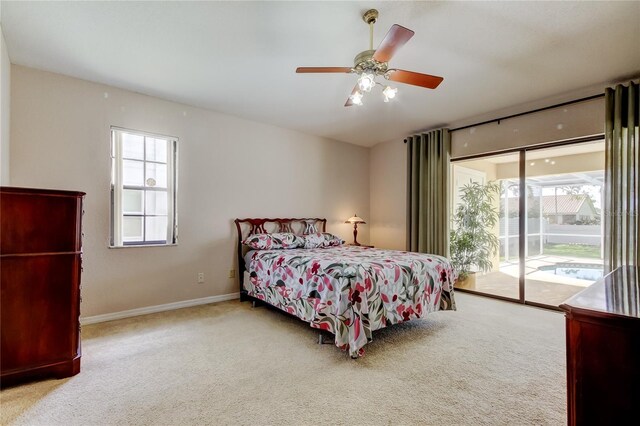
242,233 -> 304,250
303,232 -> 345,249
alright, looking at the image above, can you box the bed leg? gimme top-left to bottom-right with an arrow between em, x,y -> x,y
318,333 -> 333,345
251,301 -> 256,308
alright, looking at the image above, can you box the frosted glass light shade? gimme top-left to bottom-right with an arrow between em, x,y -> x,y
382,85 -> 397,100
350,90 -> 364,106
357,73 -> 375,92
345,214 -> 366,224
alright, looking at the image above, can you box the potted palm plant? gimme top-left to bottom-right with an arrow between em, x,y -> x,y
450,181 -> 501,288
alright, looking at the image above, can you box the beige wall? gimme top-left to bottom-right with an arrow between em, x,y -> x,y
451,97 -> 604,159
10,65 -> 370,317
0,25 -> 9,185
369,138 -> 406,250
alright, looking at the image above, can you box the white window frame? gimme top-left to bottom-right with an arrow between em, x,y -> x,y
110,127 -> 178,247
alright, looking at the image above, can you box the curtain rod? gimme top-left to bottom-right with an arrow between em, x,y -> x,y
403,93 -> 605,143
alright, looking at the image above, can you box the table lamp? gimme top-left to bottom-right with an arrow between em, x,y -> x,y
345,214 -> 366,246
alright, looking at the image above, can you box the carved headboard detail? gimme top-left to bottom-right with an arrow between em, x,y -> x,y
234,218 -> 327,297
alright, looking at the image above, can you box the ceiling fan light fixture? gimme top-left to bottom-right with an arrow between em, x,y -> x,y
295,9 -> 444,107
382,85 -> 397,102
357,72 -> 376,92
350,90 -> 364,106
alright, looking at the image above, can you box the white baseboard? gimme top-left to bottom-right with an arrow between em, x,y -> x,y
80,292 -> 240,325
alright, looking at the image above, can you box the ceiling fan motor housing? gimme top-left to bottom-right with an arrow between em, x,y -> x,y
353,49 -> 389,76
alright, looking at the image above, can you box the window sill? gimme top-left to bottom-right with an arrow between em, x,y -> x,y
108,243 -> 178,249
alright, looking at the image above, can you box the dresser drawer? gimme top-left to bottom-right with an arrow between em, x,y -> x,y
0,254 -> 81,373
1,190 -> 83,255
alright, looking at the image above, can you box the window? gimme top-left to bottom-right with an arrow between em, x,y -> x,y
110,127 -> 178,247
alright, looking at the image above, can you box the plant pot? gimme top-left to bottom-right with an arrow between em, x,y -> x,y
455,272 -> 476,289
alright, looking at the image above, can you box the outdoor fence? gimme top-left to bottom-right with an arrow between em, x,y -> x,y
499,219 -> 602,261
544,224 -> 601,246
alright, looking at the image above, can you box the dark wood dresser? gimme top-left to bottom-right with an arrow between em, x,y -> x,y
1,186 -> 85,386
560,267 -> 639,425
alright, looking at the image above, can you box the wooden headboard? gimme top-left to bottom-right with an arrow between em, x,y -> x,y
234,218 -> 327,298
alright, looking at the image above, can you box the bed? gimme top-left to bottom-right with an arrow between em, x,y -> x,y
235,218 -> 456,357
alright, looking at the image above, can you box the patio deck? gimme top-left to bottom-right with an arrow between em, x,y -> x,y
455,254 -> 603,306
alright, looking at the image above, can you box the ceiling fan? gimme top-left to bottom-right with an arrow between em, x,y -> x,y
296,9 -> 444,107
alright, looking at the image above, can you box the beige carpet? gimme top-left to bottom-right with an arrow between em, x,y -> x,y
0,293 -> 566,425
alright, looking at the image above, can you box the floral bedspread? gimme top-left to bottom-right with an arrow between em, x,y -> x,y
244,246 -> 456,357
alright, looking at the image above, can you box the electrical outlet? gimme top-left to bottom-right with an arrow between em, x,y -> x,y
197,272 -> 205,283
228,269 -> 235,279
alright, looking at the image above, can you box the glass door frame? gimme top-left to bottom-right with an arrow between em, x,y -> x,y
451,134 -> 604,310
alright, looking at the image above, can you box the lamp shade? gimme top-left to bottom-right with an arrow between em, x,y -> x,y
345,214 -> 366,224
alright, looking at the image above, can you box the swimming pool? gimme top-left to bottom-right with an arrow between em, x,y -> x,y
538,263 -> 604,281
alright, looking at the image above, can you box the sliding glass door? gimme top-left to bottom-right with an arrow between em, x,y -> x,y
451,153 -> 520,301
451,139 -> 605,307
524,141 -> 605,306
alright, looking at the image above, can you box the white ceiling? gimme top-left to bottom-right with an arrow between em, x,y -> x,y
1,1 -> 639,147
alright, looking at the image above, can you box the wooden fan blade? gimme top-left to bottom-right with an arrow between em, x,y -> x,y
387,69 -> 444,89
372,24 -> 414,63
296,67 -> 352,73
345,84 -> 360,107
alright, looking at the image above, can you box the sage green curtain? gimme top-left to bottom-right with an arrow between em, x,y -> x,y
406,128 -> 451,256
604,82 -> 639,273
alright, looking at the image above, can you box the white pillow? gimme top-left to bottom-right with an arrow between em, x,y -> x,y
242,233 -> 304,250
303,232 -> 345,249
